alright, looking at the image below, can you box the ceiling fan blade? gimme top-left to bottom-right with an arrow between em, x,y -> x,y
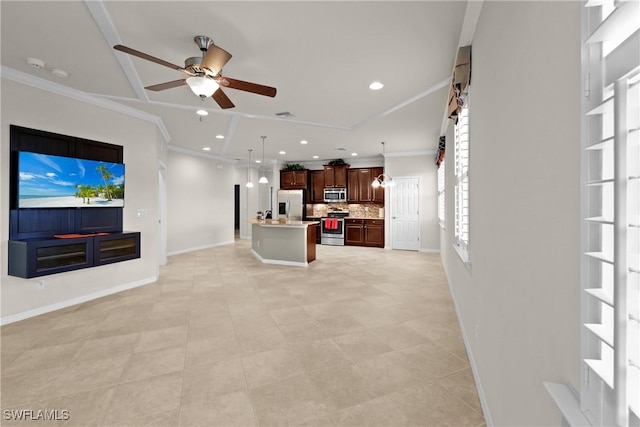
144,79 -> 187,91
201,45 -> 232,76
221,77 -> 277,98
212,88 -> 235,109
114,45 -> 184,71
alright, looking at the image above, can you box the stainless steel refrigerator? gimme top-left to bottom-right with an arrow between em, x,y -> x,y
277,190 -> 304,220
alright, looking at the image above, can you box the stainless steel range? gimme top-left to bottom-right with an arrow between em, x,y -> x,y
320,211 -> 349,246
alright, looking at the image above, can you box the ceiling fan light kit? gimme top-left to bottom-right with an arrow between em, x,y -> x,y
186,76 -> 219,98
113,35 -> 277,109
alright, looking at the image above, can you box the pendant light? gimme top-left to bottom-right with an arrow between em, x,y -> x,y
371,141 -> 394,188
246,149 -> 254,188
258,136 -> 269,184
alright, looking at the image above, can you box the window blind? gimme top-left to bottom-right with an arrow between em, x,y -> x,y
581,0 -> 639,425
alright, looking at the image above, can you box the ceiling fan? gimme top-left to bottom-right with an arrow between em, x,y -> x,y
114,35 -> 277,109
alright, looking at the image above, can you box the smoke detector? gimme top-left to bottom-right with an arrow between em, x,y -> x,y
27,57 -> 45,69
51,68 -> 69,78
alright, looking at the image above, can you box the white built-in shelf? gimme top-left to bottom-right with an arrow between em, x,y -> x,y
585,323 -> 614,348
584,359 -> 614,389
585,251 -> 614,264
585,288 -> 614,307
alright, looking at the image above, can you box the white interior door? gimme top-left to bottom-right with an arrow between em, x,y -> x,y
391,177 -> 420,251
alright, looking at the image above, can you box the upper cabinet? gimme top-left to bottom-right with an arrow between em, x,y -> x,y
280,170 -> 308,190
310,170 -> 325,203
347,167 -> 384,203
324,165 -> 348,188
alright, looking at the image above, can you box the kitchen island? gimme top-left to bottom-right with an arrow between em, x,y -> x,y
250,220 -> 319,267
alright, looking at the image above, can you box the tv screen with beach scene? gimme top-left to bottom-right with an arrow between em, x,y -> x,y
18,151 -> 125,208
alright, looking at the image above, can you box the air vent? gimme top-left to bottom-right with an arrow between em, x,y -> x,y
275,111 -> 295,118
334,148 -> 347,151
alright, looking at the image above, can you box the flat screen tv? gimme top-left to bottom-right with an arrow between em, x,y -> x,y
18,151 -> 125,208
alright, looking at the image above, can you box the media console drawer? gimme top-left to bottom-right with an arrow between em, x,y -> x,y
8,232 -> 140,278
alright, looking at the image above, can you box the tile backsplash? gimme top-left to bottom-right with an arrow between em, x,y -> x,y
310,203 -> 384,219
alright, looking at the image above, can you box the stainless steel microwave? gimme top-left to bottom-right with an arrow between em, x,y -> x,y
324,188 -> 346,203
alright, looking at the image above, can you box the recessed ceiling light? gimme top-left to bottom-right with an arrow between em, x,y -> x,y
369,81 -> 384,90
196,109 -> 208,116
215,134 -> 224,139
202,147 -> 211,151
255,160 -> 261,163
313,155 -> 319,159
300,140 -> 308,145
279,151 -> 286,155
351,152 -> 358,156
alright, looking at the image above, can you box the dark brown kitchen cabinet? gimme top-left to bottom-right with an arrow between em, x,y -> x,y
347,169 -> 360,203
344,218 -> 384,248
310,170 -> 325,203
324,165 -> 348,188
280,170 -> 308,190
363,219 -> 384,247
347,167 -> 385,203
358,169 -> 373,203
371,167 -> 385,203
345,218 -> 364,245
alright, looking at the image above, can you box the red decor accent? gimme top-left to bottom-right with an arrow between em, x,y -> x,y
54,233 -> 110,239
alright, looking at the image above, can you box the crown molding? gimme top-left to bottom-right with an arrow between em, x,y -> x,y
384,150 -> 436,158
1,66 -> 171,142
167,144 -> 238,163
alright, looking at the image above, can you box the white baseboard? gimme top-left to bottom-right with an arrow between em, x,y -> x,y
441,266 -> 494,426
419,247 -> 441,253
0,276 -> 157,326
251,249 -> 308,267
167,240 -> 235,257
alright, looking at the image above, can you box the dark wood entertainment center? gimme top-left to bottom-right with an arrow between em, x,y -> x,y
7,125 -> 140,278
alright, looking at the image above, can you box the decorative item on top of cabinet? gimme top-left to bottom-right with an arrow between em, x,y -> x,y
324,161 -> 348,188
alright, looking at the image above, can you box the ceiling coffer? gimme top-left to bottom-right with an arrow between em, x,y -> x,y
114,35 -> 277,110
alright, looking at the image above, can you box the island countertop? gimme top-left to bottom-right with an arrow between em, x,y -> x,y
248,219 -> 319,228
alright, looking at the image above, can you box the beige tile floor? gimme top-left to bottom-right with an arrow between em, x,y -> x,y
1,239 -> 486,427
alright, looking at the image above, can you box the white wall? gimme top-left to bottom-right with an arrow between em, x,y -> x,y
439,2 -> 582,425
166,150 -> 236,254
1,78 -> 161,322
385,154 -> 439,251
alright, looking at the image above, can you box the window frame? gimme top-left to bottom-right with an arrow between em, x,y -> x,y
454,93 -> 470,264
579,1 -> 640,425
438,159 -> 446,227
